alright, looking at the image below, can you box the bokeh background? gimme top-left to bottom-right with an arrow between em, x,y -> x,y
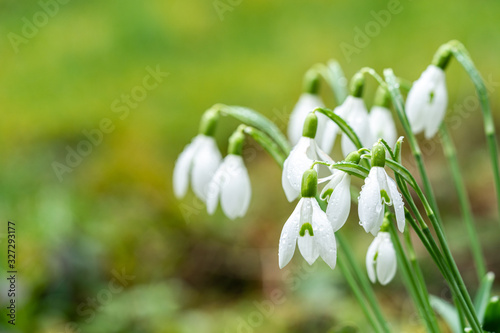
1,0 -> 500,332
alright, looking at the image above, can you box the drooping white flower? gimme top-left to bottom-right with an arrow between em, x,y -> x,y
369,106 -> 397,148
173,134 -> 222,202
320,170 -> 351,232
366,232 -> 397,285
406,65 -> 448,139
282,136 -> 333,202
278,197 -> 337,269
334,96 -> 373,157
206,154 -> 251,220
358,167 -> 405,235
287,93 -> 337,154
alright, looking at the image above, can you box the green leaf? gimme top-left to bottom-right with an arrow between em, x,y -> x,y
215,104 -> 291,155
475,272 -> 496,323
393,136 -> 405,164
314,107 -> 363,150
483,296 -> 500,332
330,161 -> 369,179
430,295 -> 461,333
242,126 -> 286,167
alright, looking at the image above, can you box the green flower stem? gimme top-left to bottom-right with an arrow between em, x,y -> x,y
388,220 -> 440,333
210,104 -> 291,155
337,252 -> 384,333
402,223 -> 442,332
312,60 -> 348,104
241,126 -> 286,166
439,124 -> 486,279
445,40 -> 500,220
387,161 -> 481,330
396,176 -> 476,329
383,69 -> 442,219
337,233 -> 391,333
313,107 -> 363,149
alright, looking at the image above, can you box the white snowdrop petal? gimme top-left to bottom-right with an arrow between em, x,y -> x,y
206,160 -> 227,215
366,236 -> 382,283
191,136 -> 222,202
370,207 -> 385,236
286,137 -> 315,191
288,93 -> 324,146
173,135 -> 202,199
370,106 -> 397,147
376,168 -> 391,205
298,234 -> 319,265
319,117 -> 339,155
311,200 -> 337,269
326,173 -> 351,232
358,168 -> 382,233
405,80 -> 429,134
424,78 -> 448,139
386,175 -> 405,232
376,236 -> 397,285
320,170 -> 344,199
220,155 -> 251,219
279,199 -> 302,269
282,157 -> 300,202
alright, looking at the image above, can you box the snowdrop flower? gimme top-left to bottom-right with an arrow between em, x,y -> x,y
320,152 -> 360,231
358,143 -> 405,235
339,95 -> 373,157
173,134 -> 222,202
366,231 -> 397,285
206,130 -> 251,219
405,65 -> 448,139
283,112 -> 333,202
370,86 -> 397,147
206,154 -> 251,219
279,170 -> 337,269
288,70 -> 338,154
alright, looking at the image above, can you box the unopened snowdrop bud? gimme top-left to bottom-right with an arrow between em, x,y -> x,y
370,86 -> 397,147
173,110 -> 222,202
358,143 -> 405,235
366,228 -> 397,285
405,64 -> 448,139
282,114 -> 333,202
279,169 -> 337,269
206,129 -> 251,220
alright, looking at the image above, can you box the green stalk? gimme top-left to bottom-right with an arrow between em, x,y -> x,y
254,130 -> 389,331
337,253 -> 384,333
388,161 -> 482,330
446,40 -> 500,220
337,234 -> 391,333
439,124 -> 486,279
383,69 -> 442,219
241,126 -> 287,166
388,221 -> 441,333
313,60 -> 349,104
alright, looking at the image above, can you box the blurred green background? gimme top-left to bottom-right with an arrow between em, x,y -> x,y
0,0 -> 499,332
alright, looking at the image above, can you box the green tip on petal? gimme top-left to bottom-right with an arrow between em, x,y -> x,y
371,142 -> 386,167
302,112 -> 318,139
299,223 -> 314,237
301,169 -> 318,198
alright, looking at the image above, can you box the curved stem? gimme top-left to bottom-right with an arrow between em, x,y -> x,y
242,126 -> 286,166
439,124 -> 486,279
446,40 -> 500,220
313,60 -> 349,104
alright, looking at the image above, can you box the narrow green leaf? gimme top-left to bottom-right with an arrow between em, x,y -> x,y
314,107 -> 363,150
330,162 -> 369,179
474,272 -> 496,323
215,104 -> 291,155
483,296 -> 500,332
242,126 -> 286,167
430,295 -> 461,333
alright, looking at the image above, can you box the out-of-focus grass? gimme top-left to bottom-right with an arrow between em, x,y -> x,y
0,0 -> 499,332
